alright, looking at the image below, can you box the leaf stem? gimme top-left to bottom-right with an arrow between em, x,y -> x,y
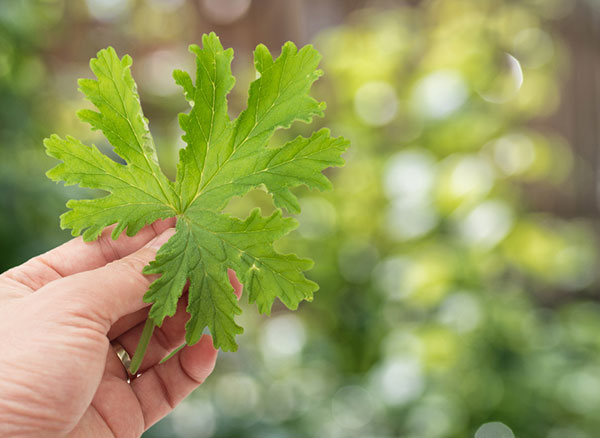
160,343 -> 185,364
130,318 -> 155,374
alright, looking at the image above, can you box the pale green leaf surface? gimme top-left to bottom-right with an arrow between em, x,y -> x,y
45,33 -> 348,353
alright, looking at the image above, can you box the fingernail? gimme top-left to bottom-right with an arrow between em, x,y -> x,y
146,228 -> 176,249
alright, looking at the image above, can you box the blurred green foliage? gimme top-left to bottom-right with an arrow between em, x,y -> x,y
2,0 -> 600,437
0,0 -> 74,269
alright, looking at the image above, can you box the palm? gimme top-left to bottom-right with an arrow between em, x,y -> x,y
0,219 -> 240,437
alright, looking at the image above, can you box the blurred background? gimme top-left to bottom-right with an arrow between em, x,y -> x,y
2,0 -> 600,437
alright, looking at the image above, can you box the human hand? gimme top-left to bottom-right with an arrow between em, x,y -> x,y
0,218 -> 242,437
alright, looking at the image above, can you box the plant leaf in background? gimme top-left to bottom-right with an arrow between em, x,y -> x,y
44,32 -> 349,371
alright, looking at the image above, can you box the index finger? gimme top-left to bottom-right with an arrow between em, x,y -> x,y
1,217 -> 175,291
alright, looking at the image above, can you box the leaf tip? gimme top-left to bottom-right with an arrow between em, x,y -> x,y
281,40 -> 298,55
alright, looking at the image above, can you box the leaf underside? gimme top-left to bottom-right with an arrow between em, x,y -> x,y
45,33 -> 349,352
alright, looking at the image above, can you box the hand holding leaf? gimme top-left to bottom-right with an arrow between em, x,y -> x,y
45,33 -> 349,372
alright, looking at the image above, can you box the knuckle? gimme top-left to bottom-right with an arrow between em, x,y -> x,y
97,231 -> 120,263
110,251 -> 151,278
152,325 -> 174,352
102,251 -> 154,291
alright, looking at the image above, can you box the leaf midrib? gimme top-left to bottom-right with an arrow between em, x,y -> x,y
98,53 -> 178,211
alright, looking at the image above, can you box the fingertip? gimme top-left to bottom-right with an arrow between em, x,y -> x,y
151,217 -> 177,235
145,228 -> 176,249
129,334 -> 218,428
179,335 -> 218,383
199,334 -> 218,355
227,269 -> 243,299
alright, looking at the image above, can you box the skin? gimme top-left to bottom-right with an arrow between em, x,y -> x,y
0,218 -> 242,437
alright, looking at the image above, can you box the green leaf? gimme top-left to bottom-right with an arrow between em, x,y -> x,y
45,32 -> 349,358
184,208 -> 317,317
174,33 -> 236,210
195,128 -> 349,214
44,134 -> 176,241
46,47 -> 179,241
186,261 -> 243,349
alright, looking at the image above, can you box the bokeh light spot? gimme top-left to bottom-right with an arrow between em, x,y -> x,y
200,0 -> 252,25
447,155 -> 494,202
171,398 -> 216,438
558,369 -> 600,414
458,200 -> 514,248
383,149 -> 437,201
492,134 -> 536,176
354,81 -> 398,126
513,28 -> 554,69
406,397 -> 458,437
373,256 -> 413,300
386,199 -> 439,241
475,422 -> 515,438
478,54 -> 523,104
438,292 -> 482,333
383,149 -> 439,240
85,0 -> 130,21
371,356 -> 424,405
331,385 -> 375,429
138,49 -> 191,97
214,373 -> 262,418
260,314 -> 306,360
412,70 -> 468,119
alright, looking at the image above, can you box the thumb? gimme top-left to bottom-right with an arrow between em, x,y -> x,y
38,228 -> 176,328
